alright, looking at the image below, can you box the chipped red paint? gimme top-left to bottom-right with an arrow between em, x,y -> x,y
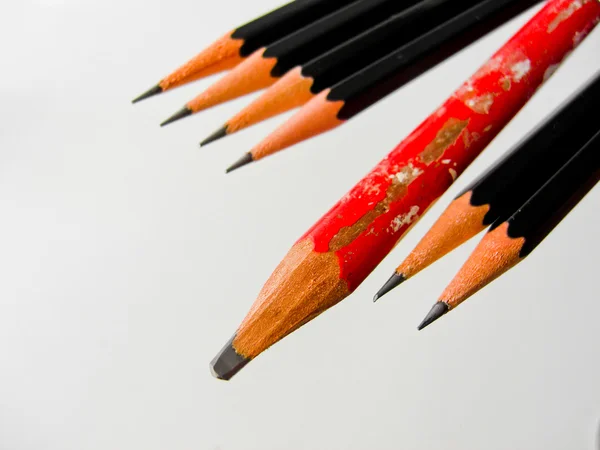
300,0 -> 600,292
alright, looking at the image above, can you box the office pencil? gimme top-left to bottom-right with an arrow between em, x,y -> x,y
209,0 -> 600,381
374,70 -> 600,302
225,0 -> 544,171
201,0 -> 540,146
132,0 -> 355,103
418,128 -> 600,331
161,0 -> 427,126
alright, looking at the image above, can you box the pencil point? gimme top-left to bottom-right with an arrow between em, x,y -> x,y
226,152 -> 254,173
210,335 -> 250,381
132,85 -> 163,104
418,302 -> 449,331
200,125 -> 228,147
160,107 -> 193,127
373,273 -> 406,302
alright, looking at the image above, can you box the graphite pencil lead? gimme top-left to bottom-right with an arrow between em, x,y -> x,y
210,335 -> 250,381
418,302 -> 449,331
226,152 -> 253,173
200,125 -> 229,147
160,107 -> 193,127
132,85 -> 163,104
373,273 -> 405,302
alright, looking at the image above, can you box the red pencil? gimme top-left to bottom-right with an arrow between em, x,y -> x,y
210,0 -> 600,380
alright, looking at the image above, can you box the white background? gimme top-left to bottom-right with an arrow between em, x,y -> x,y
1,1 -> 599,449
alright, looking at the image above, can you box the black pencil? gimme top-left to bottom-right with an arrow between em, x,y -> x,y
226,0 -> 543,170
374,70 -> 600,301
202,0 -> 500,145
161,0 -> 428,125
133,0 -> 356,103
419,126 -> 600,330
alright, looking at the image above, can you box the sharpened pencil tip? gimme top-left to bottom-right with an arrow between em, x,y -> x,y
160,107 -> 193,127
132,85 -> 163,104
210,335 -> 250,381
373,273 -> 406,302
200,125 -> 229,147
418,302 -> 449,330
226,152 -> 254,173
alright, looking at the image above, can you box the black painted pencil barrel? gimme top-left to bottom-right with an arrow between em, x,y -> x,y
233,0 -> 358,56
303,0 -> 483,93
263,0 -> 423,78
458,71 -> 600,226
500,128 -> 600,257
330,0 -> 543,119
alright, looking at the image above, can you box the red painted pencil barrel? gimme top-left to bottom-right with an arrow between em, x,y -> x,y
301,0 -> 600,292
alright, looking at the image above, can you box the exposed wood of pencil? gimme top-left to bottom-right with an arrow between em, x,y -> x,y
164,0 -> 428,124
209,0 -> 600,381
201,67 -> 315,146
201,0 -> 491,144
132,34 -> 244,104
132,0 -> 354,103
419,128 -> 600,330
160,49 -> 278,125
374,70 -> 600,301
230,0 -> 544,169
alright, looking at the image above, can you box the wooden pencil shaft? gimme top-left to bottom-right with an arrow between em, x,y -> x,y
330,0 -> 543,119
501,129 -> 600,258
263,0 -> 424,77
232,0 -> 358,56
459,71 -> 600,225
303,0 -> 484,93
